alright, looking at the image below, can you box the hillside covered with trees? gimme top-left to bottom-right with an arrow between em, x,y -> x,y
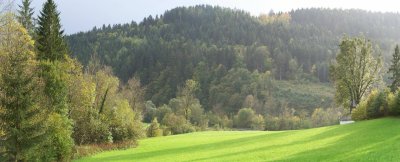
3,1 -> 400,161
67,5 -> 400,126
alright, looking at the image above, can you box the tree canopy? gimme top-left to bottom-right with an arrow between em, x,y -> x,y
330,36 -> 382,113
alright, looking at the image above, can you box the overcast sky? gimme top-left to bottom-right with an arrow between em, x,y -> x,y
20,0 -> 400,34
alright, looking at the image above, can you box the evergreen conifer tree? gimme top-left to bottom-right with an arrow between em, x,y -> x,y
36,0 -> 67,61
388,45 -> 400,92
17,0 -> 34,34
0,14 -> 45,162
35,0 -> 74,160
147,118 -> 162,137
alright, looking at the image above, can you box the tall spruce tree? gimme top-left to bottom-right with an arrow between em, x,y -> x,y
35,0 -> 71,116
35,0 -> 74,160
17,0 -> 34,34
36,0 -> 67,61
388,45 -> 400,92
0,14 -> 45,162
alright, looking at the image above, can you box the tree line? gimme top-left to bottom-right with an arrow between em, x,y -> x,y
0,0 -> 144,161
67,6 -> 400,121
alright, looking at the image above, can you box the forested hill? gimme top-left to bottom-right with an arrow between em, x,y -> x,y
66,6 -> 400,112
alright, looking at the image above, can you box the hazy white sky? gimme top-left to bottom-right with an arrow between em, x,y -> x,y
22,0 -> 400,34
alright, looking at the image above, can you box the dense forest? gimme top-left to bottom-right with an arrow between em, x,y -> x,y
67,6 -> 400,119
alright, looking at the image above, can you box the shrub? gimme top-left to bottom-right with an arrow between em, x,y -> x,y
251,115 -> 265,130
234,108 -> 256,128
206,112 -> 220,128
366,90 -> 385,119
161,125 -> 171,136
352,89 -> 386,120
300,118 -> 312,129
387,91 -> 397,115
206,113 -> 232,129
38,113 -> 74,162
73,115 -> 112,145
108,100 -> 144,142
156,105 -> 173,122
190,103 -> 205,126
265,116 -> 280,131
221,115 -> 233,129
288,116 -> 301,129
352,101 -> 367,121
162,113 -> 195,134
394,90 -> 400,115
73,140 -> 137,159
147,118 -> 163,137
311,108 -> 341,127
144,101 -> 157,122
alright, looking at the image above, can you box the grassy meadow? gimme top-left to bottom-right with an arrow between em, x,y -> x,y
76,118 -> 400,162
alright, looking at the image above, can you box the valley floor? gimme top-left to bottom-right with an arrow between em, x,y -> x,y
75,118 -> 400,162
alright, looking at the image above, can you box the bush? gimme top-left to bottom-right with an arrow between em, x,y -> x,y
393,90 -> 400,115
265,116 -> 280,130
161,126 -> 171,136
366,90 -> 385,119
234,108 -> 256,128
73,115 -> 112,145
310,108 -> 340,127
144,101 -> 157,122
190,103 -> 205,126
352,89 -> 387,120
108,100 -> 144,142
233,108 -> 267,130
37,113 -> 74,162
352,100 -> 367,121
162,113 -> 195,134
156,105 -> 173,122
251,115 -> 265,130
265,113 -> 312,130
206,113 -> 232,129
300,118 -> 312,129
387,91 -> 397,115
147,118 -> 163,137
73,140 -> 137,159
287,116 -> 301,130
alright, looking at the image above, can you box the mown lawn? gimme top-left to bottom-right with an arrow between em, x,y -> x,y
75,118 -> 400,162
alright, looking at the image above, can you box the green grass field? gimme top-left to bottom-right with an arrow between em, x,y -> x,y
76,118 -> 400,162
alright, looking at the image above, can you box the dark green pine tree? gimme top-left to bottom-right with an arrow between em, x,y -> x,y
388,45 -> 400,92
0,16 -> 45,162
36,0 -> 67,61
17,0 -> 35,34
35,0 -> 74,160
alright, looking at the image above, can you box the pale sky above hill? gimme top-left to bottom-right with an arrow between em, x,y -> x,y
16,0 -> 400,34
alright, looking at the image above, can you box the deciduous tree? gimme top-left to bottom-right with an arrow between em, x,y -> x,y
330,36 -> 382,113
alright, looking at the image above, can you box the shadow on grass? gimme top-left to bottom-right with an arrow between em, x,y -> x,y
85,118 -> 400,162
278,118 -> 400,162
190,126 -> 346,161
88,131 -> 293,161
193,118 -> 400,161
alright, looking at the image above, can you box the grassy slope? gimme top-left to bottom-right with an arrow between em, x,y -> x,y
273,80 -> 334,110
76,118 -> 400,162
